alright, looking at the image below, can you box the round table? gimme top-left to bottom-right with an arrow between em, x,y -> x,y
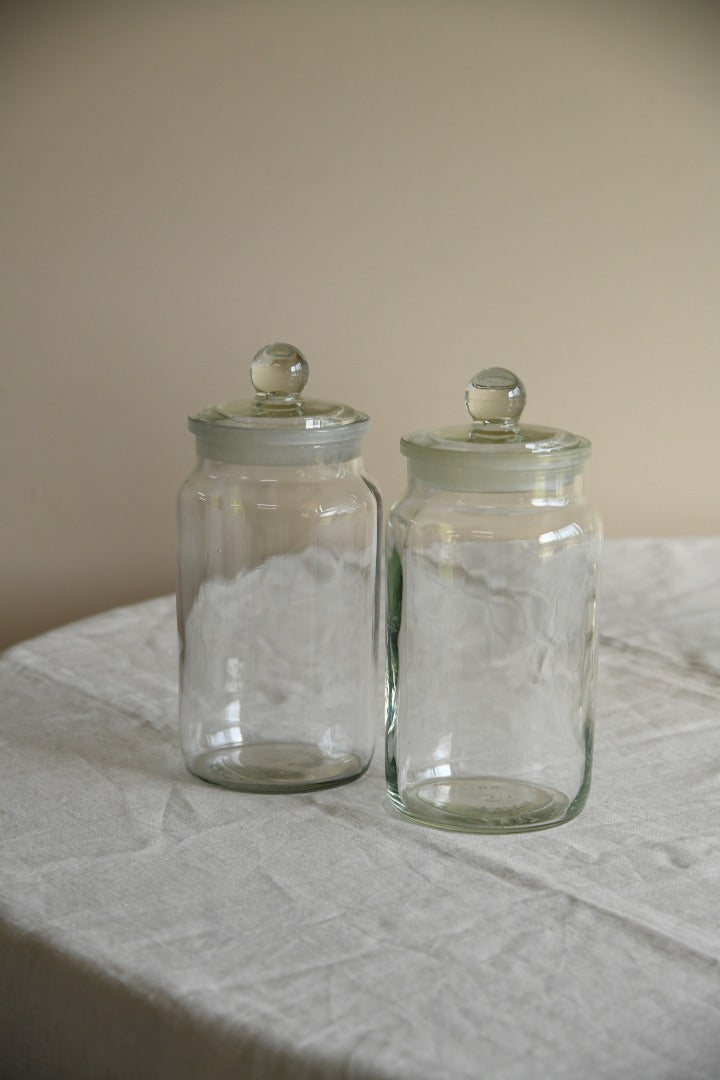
1,538 -> 719,1079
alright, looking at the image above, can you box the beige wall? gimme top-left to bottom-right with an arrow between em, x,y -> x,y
2,1 -> 719,649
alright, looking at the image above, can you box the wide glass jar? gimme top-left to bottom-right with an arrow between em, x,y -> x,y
386,368 -> 602,832
178,343 -> 381,792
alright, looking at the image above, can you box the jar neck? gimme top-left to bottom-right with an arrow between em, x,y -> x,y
194,454 -> 367,481
405,470 -> 586,507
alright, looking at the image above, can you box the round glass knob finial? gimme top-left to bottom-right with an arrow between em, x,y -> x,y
465,367 -> 526,427
251,342 -> 309,399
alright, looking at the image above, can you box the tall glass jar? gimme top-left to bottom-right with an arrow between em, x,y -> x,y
386,368 -> 602,832
178,343 -> 381,792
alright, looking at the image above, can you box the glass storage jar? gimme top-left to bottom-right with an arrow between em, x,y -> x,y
178,343 -> 381,792
386,368 -> 602,832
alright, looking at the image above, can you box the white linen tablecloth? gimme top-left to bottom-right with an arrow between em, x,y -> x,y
1,538 -> 719,1079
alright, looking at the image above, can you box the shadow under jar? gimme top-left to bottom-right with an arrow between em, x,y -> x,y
386,368 -> 602,832
178,343 -> 381,792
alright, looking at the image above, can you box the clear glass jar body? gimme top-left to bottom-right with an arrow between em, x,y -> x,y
178,455 -> 381,792
386,472 -> 602,832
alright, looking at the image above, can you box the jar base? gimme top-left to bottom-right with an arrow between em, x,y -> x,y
187,743 -> 369,793
391,776 -> 577,833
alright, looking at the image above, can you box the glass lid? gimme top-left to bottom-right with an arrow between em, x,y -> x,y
189,343 -> 369,464
401,367 -> 591,489
192,342 -> 363,429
